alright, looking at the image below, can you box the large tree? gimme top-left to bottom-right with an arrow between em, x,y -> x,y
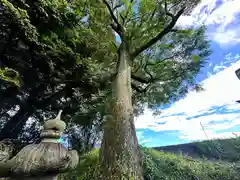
0,0 -> 114,140
85,0 -> 211,179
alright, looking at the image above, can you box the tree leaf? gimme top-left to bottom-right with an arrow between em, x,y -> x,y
158,44 -> 172,49
192,55 -> 201,62
177,29 -> 193,36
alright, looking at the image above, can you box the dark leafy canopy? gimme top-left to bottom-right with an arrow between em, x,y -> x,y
0,0 -> 114,141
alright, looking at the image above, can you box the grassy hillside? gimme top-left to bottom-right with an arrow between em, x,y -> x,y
59,146 -> 240,180
154,137 -> 240,162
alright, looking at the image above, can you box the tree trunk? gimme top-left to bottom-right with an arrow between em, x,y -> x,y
100,42 -> 143,180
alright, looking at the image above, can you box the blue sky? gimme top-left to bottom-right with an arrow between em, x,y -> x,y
135,0 -> 240,147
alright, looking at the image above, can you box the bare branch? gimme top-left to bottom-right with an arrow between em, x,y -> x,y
131,6 -> 185,58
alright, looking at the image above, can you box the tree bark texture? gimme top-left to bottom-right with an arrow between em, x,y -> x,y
100,42 -> 143,180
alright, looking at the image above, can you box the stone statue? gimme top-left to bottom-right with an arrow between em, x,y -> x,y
0,110 -> 79,180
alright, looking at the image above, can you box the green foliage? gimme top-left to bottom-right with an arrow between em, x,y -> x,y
194,137 -> 240,162
0,68 -> 20,87
60,147 -> 240,180
0,0 -> 115,141
58,149 -> 100,180
0,0 -> 38,44
142,148 -> 239,180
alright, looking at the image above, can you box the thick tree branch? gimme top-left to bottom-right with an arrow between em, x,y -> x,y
132,57 -> 155,84
103,0 -> 123,36
132,58 -> 143,74
144,56 -> 154,81
131,82 -> 149,93
131,48 -> 188,88
113,2 -> 124,10
131,7 -> 185,58
131,54 -> 175,84
131,74 -> 151,84
164,0 -> 174,18
132,63 -> 196,94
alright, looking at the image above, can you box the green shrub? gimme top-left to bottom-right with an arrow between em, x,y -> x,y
60,147 -> 240,180
142,147 -> 239,180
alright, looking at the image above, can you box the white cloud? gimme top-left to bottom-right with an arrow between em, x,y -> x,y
212,53 -> 240,73
212,27 -> 240,47
177,0 -> 240,46
135,59 -> 240,141
193,0 -> 240,26
166,60 -> 240,115
180,131 -> 238,141
213,65 -> 225,73
135,109 -> 159,129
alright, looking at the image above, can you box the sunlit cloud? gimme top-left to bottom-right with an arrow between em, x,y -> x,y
177,0 -> 240,46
